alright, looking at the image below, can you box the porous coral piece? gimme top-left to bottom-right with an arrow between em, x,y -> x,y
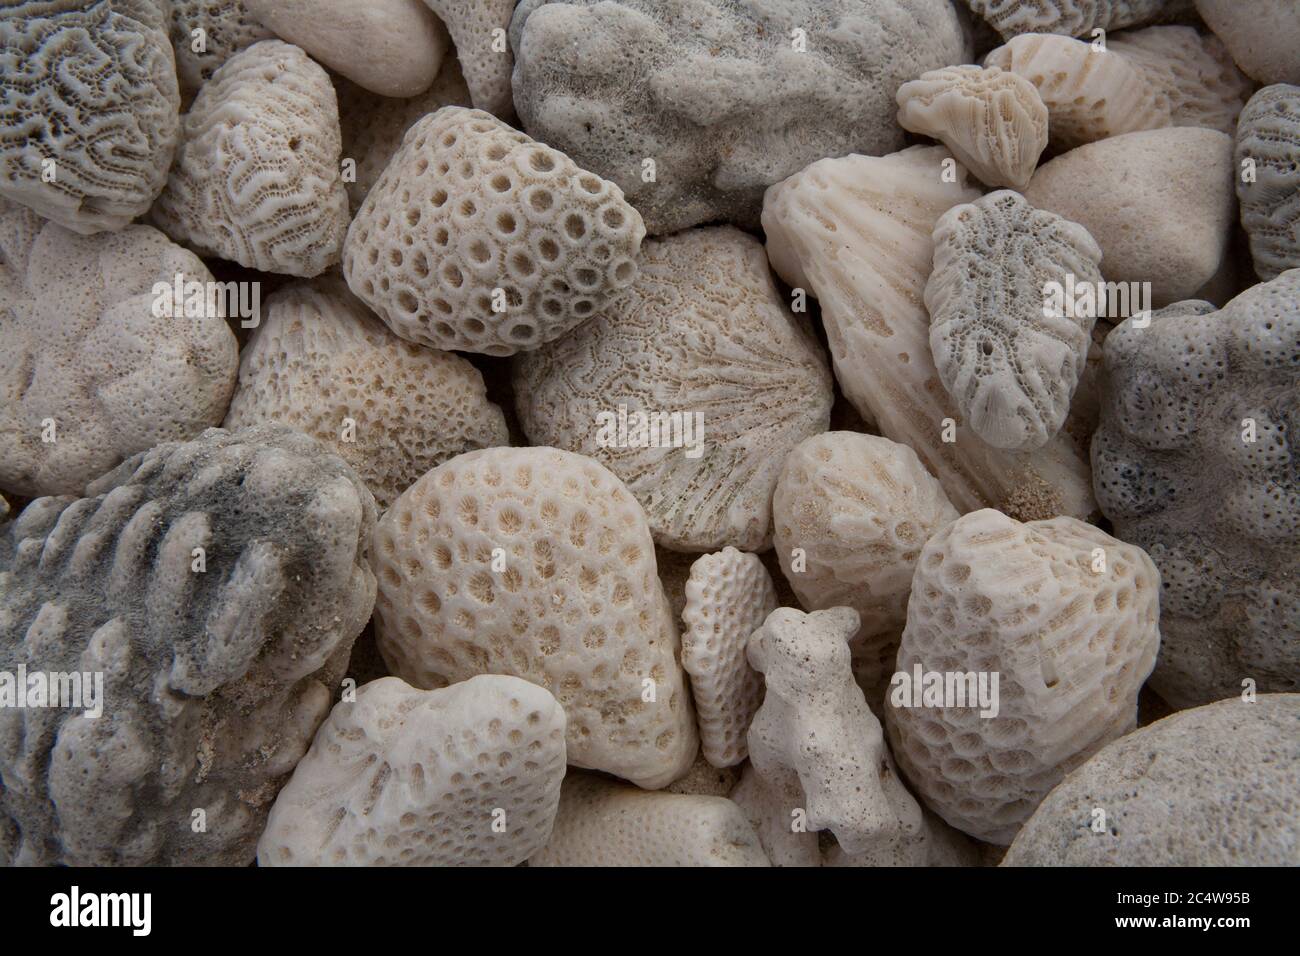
336,57 -> 472,214
257,675 -> 566,866
1107,25 -> 1251,135
0,200 -> 238,497
1025,127 -> 1235,307
0,424 -> 378,865
515,226 -> 832,551
984,34 -> 1170,150
245,0 -> 448,99
1091,271 -> 1300,708
371,446 -> 697,789
967,0 -> 1192,39
1194,0 -> 1300,85
223,277 -> 509,510
896,65 -> 1048,191
1235,85 -> 1300,281
772,432 -> 960,698
0,0 -> 180,234
762,146 -> 1097,521
885,509 -> 1160,844
748,607 -> 929,862
169,0 -> 274,100
681,548 -> 777,768
926,190 -> 1105,451
529,773 -> 770,867
1003,695 -> 1300,866
509,0 -> 971,235
424,0 -> 517,118
152,40 -> 349,277
344,106 -> 644,356
729,763 -> 821,867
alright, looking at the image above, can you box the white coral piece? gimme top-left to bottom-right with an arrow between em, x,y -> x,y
1234,85 -> 1300,280
424,0 -> 517,118
169,0 -> 274,100
968,0 -> 1187,40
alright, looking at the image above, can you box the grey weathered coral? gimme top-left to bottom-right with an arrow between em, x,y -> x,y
0,199 -> 238,497
515,226 -> 833,551
257,675 -> 565,866
0,424 -> 378,865
370,446 -> 698,789
1235,85 -> 1300,281
887,509 -> 1160,844
763,145 -> 1097,522
223,277 -> 508,510
926,190 -> 1105,451
1194,0 -> 1300,85
967,0 -> 1191,39
509,0 -> 971,235
344,106 -> 645,355
0,0 -> 180,233
169,0 -> 274,100
425,0 -> 517,118
896,65 -> 1048,191
152,40 -> 349,278
1004,695 -> 1300,866
1091,270 -> 1300,709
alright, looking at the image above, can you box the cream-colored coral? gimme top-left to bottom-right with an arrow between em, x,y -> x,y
968,0 -> 1187,41
896,65 -> 1048,191
762,146 -> 1096,522
344,106 -> 644,355
681,548 -> 776,768
423,0 -> 517,118
885,509 -> 1160,844
371,446 -> 697,789
223,277 -> 508,510
257,675 -> 566,867
152,40 -> 348,277
169,0 -> 274,100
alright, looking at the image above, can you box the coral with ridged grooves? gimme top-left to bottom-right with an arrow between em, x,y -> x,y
967,0 -> 1192,40
1235,85 -> 1300,281
169,0 -> 274,101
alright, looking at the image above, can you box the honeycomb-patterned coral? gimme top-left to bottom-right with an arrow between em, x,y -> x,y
0,0 -> 180,234
968,0 -> 1187,40
425,0 -> 517,118
258,675 -> 566,866
514,226 -> 833,551
681,548 -> 777,768
169,0 -> 273,100
223,277 -> 508,510
1091,270 -> 1300,708
344,106 -> 644,356
885,509 -> 1160,845
926,190 -> 1105,451
152,40 -> 349,277
1235,85 -> 1300,281
370,446 -> 698,789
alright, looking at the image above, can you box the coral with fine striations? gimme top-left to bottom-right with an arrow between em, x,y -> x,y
1003,695 -> 1300,865
371,446 -> 698,789
763,146 -> 1097,522
244,0 -> 448,99
1091,271 -> 1300,709
926,190 -> 1105,451
1235,85 -> 1300,281
886,509 -> 1160,845
1025,127 -> 1235,308
984,34 -> 1170,150
152,40 -> 349,278
344,106 -> 644,356
515,227 -> 832,552
773,432 -> 960,699
529,773 -> 770,867
1194,0 -> 1300,85
258,675 -> 566,866
509,0 -> 971,235
896,65 -> 1049,191
169,0 -> 274,101
425,0 -> 517,118
0,199 -> 238,498
0,0 -> 180,234
223,277 -> 509,510
0,424 -> 378,865
967,0 -> 1192,40
681,548 -> 777,768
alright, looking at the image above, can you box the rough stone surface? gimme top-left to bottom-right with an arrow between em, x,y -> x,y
1235,85 -> 1300,281
1194,0 -> 1300,85
170,0 -> 274,100
426,0 -> 517,118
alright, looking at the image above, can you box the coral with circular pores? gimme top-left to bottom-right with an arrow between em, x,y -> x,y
967,0 -> 1192,40
885,509 -> 1160,845
1235,85 -> 1300,281
1091,270 -> 1300,709
0,199 -> 238,498
926,190 -> 1106,451
509,0 -> 971,235
257,675 -> 566,867
515,226 -> 832,552
169,0 -> 274,101
0,0 -> 180,234
0,425 -> 378,865
370,446 -> 698,789
344,106 -> 645,356
425,0 -> 518,118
